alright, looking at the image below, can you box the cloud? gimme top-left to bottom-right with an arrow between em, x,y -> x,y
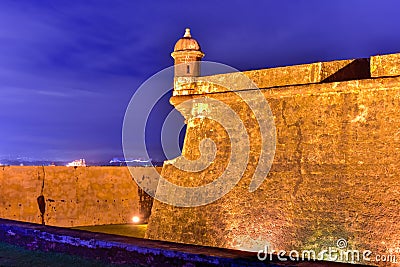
1,0 -> 400,161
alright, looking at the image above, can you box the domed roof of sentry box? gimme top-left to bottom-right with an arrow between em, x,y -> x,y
173,28 -> 202,52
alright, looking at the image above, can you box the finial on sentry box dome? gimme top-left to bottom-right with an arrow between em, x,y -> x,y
184,28 -> 191,38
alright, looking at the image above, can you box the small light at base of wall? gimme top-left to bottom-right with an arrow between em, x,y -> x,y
132,216 -> 140,223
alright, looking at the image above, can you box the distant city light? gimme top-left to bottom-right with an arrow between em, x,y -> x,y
132,216 -> 140,223
109,157 -> 152,166
66,159 -> 86,167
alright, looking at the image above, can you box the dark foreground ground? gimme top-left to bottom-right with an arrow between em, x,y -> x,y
0,224 -> 146,266
0,219 -> 361,267
0,241 -> 136,267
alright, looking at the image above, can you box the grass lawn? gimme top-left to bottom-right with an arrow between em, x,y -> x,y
0,224 -> 147,266
73,224 -> 147,238
0,241 -> 136,267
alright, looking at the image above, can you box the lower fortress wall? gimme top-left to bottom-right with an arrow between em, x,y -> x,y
0,166 -> 156,227
146,54 -> 400,264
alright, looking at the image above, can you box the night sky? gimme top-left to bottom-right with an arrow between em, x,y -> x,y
1,0 -> 399,162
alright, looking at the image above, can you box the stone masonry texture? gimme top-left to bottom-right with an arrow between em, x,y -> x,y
0,166 -> 156,227
146,53 -> 400,265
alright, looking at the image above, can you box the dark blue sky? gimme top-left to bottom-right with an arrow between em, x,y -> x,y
1,0 -> 399,162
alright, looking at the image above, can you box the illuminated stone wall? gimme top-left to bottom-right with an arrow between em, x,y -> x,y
0,166 -> 156,227
146,53 -> 400,264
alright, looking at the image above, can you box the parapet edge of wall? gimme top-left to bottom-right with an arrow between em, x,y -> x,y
173,52 -> 400,96
371,53 -> 400,78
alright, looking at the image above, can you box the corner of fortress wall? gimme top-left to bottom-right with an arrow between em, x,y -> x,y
0,166 -> 160,227
146,53 -> 400,264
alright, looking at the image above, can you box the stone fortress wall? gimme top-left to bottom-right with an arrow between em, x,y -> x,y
146,31 -> 400,265
0,166 -> 156,227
